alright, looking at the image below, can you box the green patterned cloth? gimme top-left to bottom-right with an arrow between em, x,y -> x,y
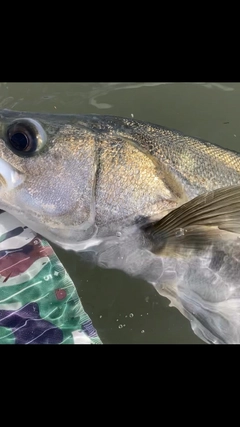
0,211 -> 102,344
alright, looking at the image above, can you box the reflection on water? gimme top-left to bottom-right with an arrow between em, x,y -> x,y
0,82 -> 239,343
0,82 -> 235,111
87,82 -> 235,109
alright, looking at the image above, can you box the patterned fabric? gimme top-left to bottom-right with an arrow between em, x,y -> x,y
0,211 -> 102,344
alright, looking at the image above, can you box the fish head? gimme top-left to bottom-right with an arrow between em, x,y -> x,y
0,109 -> 100,248
0,110 -> 186,251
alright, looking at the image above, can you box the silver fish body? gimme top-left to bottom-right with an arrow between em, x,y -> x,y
1,109 -> 240,344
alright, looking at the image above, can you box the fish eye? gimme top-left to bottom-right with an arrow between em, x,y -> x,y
6,118 -> 47,157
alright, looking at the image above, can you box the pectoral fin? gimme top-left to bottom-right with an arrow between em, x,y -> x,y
143,185 -> 240,253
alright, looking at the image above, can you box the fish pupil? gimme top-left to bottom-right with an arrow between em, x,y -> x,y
10,132 -> 29,151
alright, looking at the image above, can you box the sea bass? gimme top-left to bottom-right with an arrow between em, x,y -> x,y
1,109 -> 240,344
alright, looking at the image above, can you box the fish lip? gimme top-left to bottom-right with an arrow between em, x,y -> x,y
0,158 -> 24,190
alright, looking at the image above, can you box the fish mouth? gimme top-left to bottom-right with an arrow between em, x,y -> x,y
0,158 -> 24,191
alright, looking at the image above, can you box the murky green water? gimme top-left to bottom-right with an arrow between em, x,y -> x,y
0,82 -> 239,344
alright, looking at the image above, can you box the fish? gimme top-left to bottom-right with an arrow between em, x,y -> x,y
1,108 -> 240,344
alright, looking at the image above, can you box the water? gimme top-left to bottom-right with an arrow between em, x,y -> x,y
0,82 -> 239,344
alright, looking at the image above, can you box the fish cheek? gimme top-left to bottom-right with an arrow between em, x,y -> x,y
25,178 -> 78,217
18,157 -> 95,227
